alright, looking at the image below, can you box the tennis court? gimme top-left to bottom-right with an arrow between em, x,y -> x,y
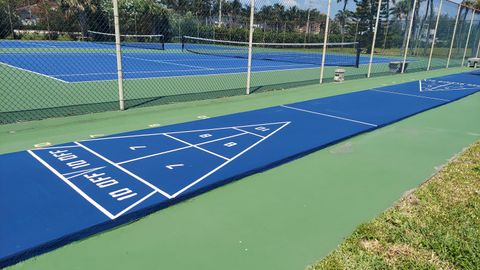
0,39 -> 396,83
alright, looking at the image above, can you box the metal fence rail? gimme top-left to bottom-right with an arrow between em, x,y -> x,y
0,0 -> 478,124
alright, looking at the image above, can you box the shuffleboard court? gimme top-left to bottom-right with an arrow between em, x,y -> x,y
1,71 -> 479,268
0,40 -> 396,82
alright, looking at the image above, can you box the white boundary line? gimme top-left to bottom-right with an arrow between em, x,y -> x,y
112,191 -> 157,219
83,122 -> 289,142
170,121 -> 291,198
164,122 -> 289,135
117,132 -> 248,165
117,145 -> 191,165
66,65 -> 322,84
0,61 -> 69,83
232,127 -> 265,138
419,80 -> 423,92
371,89 -> 450,102
83,132 -> 168,141
51,62 -> 315,78
27,150 -> 116,219
280,105 -> 378,127
121,54 -> 215,70
30,145 -> 81,150
74,141 -> 173,199
163,134 -> 230,161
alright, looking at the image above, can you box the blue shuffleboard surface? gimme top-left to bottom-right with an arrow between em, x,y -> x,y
0,71 -> 479,267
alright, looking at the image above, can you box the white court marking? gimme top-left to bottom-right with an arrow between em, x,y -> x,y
169,121 -> 291,198
280,105 -> 378,127
166,164 -> 184,170
50,62 -> 315,78
29,122 -> 290,218
371,89 -> 451,102
0,61 -> 69,83
74,141 -> 173,199
129,146 -> 146,150
82,122 -> 288,142
117,132 -> 248,165
419,79 -> 480,92
27,150 -> 117,219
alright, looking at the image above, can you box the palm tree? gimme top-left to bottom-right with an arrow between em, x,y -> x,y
272,3 -> 285,33
391,0 -> 411,54
60,0 -> 95,35
336,0 -> 350,43
229,0 -> 242,25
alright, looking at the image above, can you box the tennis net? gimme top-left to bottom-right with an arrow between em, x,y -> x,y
182,36 -> 361,67
88,30 -> 165,50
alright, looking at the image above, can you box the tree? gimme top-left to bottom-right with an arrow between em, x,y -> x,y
353,0 -> 377,52
390,0 -> 411,54
0,0 -> 19,38
336,0 -> 350,43
59,0 -> 96,35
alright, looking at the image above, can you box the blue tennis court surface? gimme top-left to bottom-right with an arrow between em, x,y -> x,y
0,40 -> 395,82
1,71 -> 479,268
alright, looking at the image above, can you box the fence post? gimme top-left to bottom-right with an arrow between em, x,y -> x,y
368,0 -> 383,78
461,10 -> 475,66
6,1 -> 15,38
246,0 -> 255,95
218,0 -> 222,26
320,0 -> 332,84
402,0 -> 417,73
446,4 -> 461,68
427,0 -> 443,71
112,0 -> 124,110
477,37 -> 480,58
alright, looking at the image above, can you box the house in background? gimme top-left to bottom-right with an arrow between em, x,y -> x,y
16,1 -> 59,26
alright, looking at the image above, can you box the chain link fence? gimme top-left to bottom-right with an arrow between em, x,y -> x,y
1,0 -> 479,124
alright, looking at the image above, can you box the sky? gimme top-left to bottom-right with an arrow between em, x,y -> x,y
239,0 -> 464,18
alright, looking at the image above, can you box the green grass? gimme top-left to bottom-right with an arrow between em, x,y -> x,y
311,140 -> 480,270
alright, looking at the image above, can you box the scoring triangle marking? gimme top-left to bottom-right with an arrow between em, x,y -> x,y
420,79 -> 480,92
168,121 -> 291,198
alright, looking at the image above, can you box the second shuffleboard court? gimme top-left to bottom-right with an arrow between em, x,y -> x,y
0,71 -> 479,268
